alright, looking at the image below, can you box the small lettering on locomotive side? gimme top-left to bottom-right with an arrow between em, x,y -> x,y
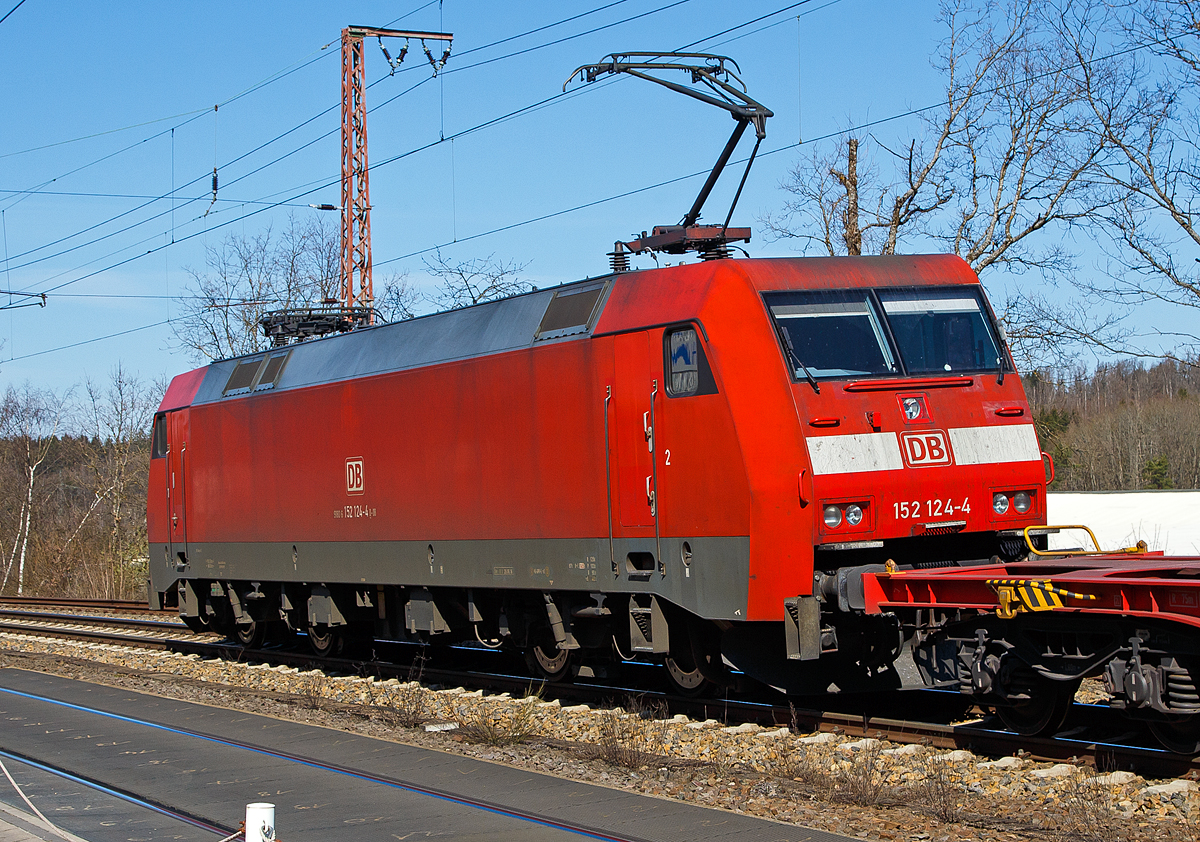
492,566 -> 514,576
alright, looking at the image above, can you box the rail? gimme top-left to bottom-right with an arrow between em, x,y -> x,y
0,600 -> 1196,777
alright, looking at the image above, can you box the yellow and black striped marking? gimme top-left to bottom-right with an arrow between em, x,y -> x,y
986,578 -> 1097,619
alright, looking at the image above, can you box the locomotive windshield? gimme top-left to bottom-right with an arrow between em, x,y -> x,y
766,285 -> 1005,380
768,291 -> 897,378
877,289 -> 1003,374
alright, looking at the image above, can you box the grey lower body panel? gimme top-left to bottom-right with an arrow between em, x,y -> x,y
153,535 -> 750,621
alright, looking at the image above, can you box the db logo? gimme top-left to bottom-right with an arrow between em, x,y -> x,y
345,457 -> 365,495
900,431 -> 953,467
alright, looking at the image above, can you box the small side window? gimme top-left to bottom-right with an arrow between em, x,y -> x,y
223,357 -> 265,396
151,414 -> 167,458
254,351 -> 290,392
665,326 -> 717,397
535,280 -> 608,340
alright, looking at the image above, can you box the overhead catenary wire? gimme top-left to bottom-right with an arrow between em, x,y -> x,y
0,0 -> 441,219
8,0 -> 1170,358
0,1 -> 429,166
13,72 -> 628,303
0,21 -> 900,364
0,1 -> 820,348
6,319 -> 171,361
0,0 -> 1086,302
6,1 -> 685,275
13,0 -> 1167,304
1,0 -> 683,271
0,0 -> 27,26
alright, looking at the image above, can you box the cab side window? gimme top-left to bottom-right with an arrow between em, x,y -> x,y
151,414 -> 167,458
665,327 -> 718,397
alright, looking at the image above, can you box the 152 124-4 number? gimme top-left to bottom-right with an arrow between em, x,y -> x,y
894,498 -> 971,520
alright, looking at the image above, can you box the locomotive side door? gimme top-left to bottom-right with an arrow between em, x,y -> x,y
612,332 -> 659,533
167,410 -> 190,565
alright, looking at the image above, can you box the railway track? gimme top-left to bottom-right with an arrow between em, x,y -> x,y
1,599 -> 1197,778
0,595 -> 168,613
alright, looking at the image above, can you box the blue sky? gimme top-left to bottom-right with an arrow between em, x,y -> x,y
0,0 -> 968,394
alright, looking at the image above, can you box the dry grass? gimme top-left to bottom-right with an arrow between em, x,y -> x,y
591,696 -> 670,769
455,686 -> 549,746
767,737 -> 835,798
915,752 -> 963,824
295,671 -> 328,710
830,741 -> 895,807
770,737 -> 898,807
1057,766 -> 1127,842
373,651 -> 431,727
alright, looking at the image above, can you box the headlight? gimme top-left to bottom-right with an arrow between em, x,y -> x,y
1013,491 -> 1032,513
902,398 -> 921,420
993,493 -> 1010,515
823,505 -> 843,528
845,504 -> 864,526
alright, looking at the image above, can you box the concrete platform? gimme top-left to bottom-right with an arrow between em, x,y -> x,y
0,669 -> 857,842
0,748 -> 212,842
0,801 -> 86,842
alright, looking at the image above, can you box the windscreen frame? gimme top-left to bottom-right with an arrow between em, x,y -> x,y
765,288 -> 900,381
764,283 -> 1012,383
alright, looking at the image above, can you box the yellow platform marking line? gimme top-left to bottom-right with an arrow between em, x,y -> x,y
986,578 -> 1097,619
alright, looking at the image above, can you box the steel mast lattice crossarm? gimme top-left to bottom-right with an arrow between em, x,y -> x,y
340,26 -> 452,325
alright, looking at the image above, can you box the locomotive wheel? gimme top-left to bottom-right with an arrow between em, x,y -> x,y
307,624 -> 344,658
996,678 -> 1077,737
233,620 -> 266,649
1148,715 -> 1200,755
664,656 -> 715,697
525,639 -> 577,682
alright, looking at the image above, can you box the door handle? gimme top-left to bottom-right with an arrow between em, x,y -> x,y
646,476 -> 656,515
643,411 -> 653,452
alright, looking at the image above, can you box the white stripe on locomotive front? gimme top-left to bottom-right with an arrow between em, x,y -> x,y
806,432 -> 905,475
806,424 -> 1039,475
947,424 -> 1040,466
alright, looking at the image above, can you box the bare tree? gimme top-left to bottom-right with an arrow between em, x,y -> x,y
764,0 -> 1110,365
173,213 -> 340,361
1052,0 -> 1200,363
374,271 -> 421,322
0,383 -> 70,595
62,366 -> 158,598
762,132 -> 954,256
422,251 -> 534,310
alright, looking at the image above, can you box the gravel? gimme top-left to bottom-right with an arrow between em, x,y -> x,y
1,630 -> 1197,842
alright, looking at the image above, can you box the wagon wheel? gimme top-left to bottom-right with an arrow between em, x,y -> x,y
1149,715 -> 1200,756
663,656 -> 715,698
996,678 -> 1077,737
233,619 -> 266,649
524,636 -> 577,682
307,624 -> 344,658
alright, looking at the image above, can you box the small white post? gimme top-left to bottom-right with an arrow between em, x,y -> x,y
245,803 -> 275,842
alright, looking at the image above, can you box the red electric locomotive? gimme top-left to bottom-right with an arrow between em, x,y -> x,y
147,252 -> 1049,694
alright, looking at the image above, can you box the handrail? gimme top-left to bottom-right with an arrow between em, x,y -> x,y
843,376 -> 973,392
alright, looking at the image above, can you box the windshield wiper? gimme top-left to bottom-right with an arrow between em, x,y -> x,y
777,324 -> 819,394
996,356 -> 1005,385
